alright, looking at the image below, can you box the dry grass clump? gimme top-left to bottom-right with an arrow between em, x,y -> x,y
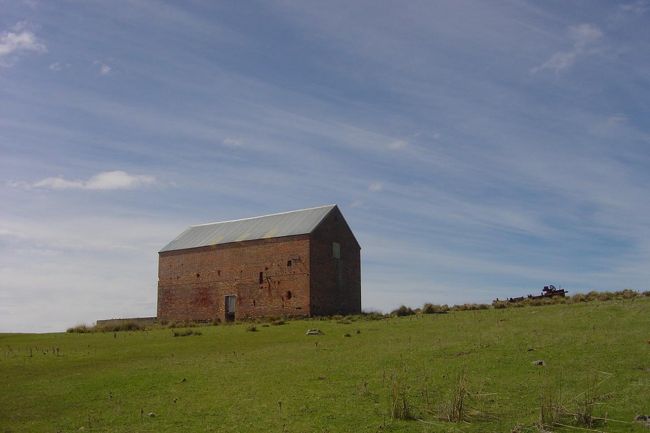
537,372 -> 614,431
388,372 -> 413,420
441,372 -> 470,422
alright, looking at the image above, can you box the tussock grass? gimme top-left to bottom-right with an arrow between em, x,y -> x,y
388,371 -> 413,420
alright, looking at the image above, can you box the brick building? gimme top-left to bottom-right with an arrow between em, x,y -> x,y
157,205 -> 361,322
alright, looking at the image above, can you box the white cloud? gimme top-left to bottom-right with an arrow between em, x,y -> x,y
29,170 -> 156,191
569,24 -> 603,49
0,22 -> 46,65
620,0 -> 649,14
388,139 -> 408,150
531,23 -> 602,74
223,137 -> 243,146
606,114 -> 627,127
368,181 -> 383,192
49,62 -> 70,71
94,60 -> 112,75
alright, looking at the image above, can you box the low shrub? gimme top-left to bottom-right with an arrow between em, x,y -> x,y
66,324 -> 92,333
571,293 -> 588,303
422,303 -> 450,314
391,305 -> 416,317
97,322 -> 143,332
246,325 -> 258,332
361,311 -> 387,320
452,303 -> 489,311
617,289 -> 638,299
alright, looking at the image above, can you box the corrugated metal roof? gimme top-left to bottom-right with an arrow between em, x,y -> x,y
160,205 -> 336,252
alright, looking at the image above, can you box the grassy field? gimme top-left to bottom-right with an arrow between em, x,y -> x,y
1,298 -> 649,433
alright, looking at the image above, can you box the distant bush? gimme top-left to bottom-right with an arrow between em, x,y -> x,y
618,289 -> 638,299
66,324 -> 92,333
361,311 -> 388,320
422,303 -> 450,314
391,305 -> 416,317
246,325 -> 258,332
492,300 -> 508,309
452,303 -> 489,311
67,321 -> 146,333
571,293 -> 588,303
97,321 -> 143,333
524,297 -> 555,307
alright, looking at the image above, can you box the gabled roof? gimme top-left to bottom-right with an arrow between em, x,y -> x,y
160,205 -> 337,253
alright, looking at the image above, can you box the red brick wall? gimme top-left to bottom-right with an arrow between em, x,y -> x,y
157,235 -> 311,322
309,208 -> 362,315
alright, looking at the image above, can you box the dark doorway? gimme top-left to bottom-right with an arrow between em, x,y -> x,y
225,295 -> 236,322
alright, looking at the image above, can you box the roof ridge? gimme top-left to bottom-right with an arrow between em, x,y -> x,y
190,204 -> 336,227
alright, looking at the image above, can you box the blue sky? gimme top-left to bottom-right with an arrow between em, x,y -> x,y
1,0 -> 649,332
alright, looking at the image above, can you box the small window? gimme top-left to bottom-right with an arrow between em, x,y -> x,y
196,273 -> 200,278
286,290 -> 292,300
332,242 -> 341,259
259,271 -> 264,284
217,270 -> 221,276
287,260 -> 292,267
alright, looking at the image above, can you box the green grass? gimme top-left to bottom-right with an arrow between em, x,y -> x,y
1,299 -> 649,432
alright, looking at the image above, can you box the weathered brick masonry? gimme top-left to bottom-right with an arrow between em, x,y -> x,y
157,205 -> 360,322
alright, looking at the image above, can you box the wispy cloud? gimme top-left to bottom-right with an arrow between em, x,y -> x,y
49,61 -> 70,72
21,170 -> 156,190
531,23 -> 603,74
0,22 -> 46,66
368,181 -> 383,192
388,139 -> 408,150
620,0 -> 649,14
223,137 -> 243,147
94,60 -> 112,75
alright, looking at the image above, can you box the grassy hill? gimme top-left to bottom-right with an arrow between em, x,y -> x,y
1,298 -> 649,433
